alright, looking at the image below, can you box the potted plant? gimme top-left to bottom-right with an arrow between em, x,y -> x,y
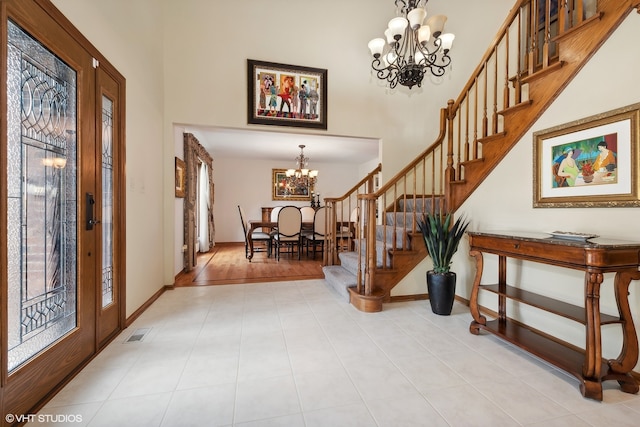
417,212 -> 470,315
581,162 -> 594,183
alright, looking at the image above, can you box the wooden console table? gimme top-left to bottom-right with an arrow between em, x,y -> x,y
468,231 -> 640,401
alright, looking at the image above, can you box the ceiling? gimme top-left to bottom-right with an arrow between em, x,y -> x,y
180,125 -> 380,165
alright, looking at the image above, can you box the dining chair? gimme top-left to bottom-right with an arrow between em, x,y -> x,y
272,206 -> 302,261
268,206 -> 283,235
270,206 -> 283,222
300,205 -> 316,239
238,205 -> 271,258
304,206 -> 326,258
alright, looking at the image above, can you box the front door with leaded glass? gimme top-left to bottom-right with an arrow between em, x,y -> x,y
1,0 -> 124,420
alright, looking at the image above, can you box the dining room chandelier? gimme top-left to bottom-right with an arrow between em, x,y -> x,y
286,144 -> 318,190
367,0 -> 454,89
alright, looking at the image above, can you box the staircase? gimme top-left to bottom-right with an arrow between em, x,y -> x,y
324,196 -> 437,305
323,0 -> 640,312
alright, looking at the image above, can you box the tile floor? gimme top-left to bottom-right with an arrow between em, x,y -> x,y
31,280 -> 640,426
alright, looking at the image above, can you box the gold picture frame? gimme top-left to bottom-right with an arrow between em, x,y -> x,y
272,168 -> 313,201
175,157 -> 186,198
533,103 -> 640,208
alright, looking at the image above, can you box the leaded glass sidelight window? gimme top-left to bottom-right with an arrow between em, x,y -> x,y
102,96 -> 114,307
6,21 -> 77,371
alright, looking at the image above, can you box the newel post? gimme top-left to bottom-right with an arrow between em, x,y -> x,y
444,99 -> 456,211
361,194 -> 377,296
324,199 -> 337,265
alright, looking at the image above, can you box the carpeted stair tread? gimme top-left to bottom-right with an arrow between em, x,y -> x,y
397,197 -> 442,213
338,251 -> 361,276
375,224 -> 409,248
322,265 -> 356,302
384,212 -> 420,227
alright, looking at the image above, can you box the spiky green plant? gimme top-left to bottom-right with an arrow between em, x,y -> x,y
417,212 -> 470,274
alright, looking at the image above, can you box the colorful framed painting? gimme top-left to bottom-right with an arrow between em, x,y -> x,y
533,103 -> 640,208
248,59 -> 327,129
272,169 -> 313,201
175,157 -> 186,198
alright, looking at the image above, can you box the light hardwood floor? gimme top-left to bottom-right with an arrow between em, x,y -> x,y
175,242 -> 325,286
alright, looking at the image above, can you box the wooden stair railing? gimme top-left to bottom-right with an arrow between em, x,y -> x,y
448,0 -> 637,208
348,0 -> 639,311
324,163 -> 381,269
348,106 -> 448,307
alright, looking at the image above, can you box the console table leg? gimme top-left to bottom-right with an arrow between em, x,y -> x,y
618,377 -> 640,394
583,272 -> 603,379
602,370 -> 640,395
498,255 -> 507,322
469,250 -> 486,328
470,321 -> 483,335
608,270 -> 640,378
580,379 -> 603,401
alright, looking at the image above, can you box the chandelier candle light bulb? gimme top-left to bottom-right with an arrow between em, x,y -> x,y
368,0 -> 454,89
407,7 -> 426,29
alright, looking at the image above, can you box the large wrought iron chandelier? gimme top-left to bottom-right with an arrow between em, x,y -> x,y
368,0 -> 454,89
285,144 -> 318,191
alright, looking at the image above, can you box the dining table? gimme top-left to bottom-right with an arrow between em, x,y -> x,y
246,220 -> 313,261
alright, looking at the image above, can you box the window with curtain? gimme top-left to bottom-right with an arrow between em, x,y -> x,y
183,133 -> 214,271
198,162 -> 209,252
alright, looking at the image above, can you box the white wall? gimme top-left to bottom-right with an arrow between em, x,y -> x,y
52,0 -> 166,317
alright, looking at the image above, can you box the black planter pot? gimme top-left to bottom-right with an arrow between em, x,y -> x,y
426,271 -> 456,315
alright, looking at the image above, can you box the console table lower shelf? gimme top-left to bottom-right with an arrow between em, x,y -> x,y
467,231 -> 640,401
472,319 -> 636,399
